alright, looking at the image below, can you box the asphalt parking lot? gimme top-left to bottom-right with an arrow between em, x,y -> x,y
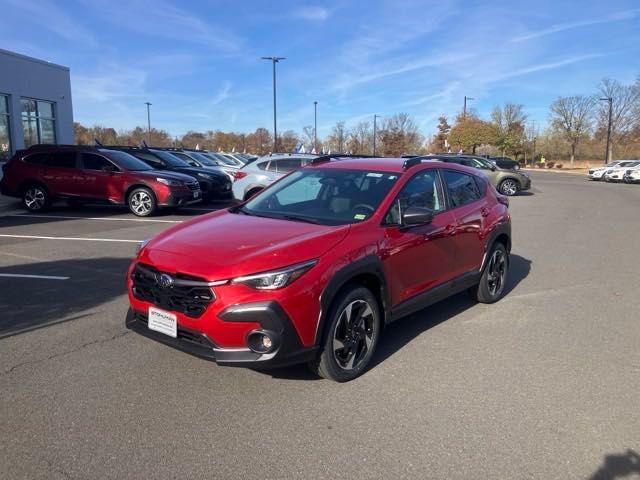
1,171 -> 639,480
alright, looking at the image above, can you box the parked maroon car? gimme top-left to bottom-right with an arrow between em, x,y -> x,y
0,145 -> 202,216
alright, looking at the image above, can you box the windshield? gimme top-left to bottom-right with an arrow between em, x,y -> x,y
187,152 -> 217,166
240,168 -> 399,226
149,150 -> 191,167
210,153 -> 239,166
100,149 -> 153,171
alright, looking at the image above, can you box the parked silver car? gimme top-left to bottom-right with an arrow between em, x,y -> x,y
232,154 -> 317,201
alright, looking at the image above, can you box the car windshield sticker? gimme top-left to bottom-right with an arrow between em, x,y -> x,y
366,173 -> 383,178
354,213 -> 367,220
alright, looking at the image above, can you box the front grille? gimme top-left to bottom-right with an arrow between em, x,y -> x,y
589,170 -> 595,174
131,263 -> 215,318
187,182 -> 199,191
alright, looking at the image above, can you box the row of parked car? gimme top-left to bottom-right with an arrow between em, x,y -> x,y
0,145 -> 531,217
587,160 -> 640,183
0,144 -> 257,216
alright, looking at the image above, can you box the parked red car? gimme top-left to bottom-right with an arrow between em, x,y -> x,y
126,156 -> 511,381
0,145 -> 202,216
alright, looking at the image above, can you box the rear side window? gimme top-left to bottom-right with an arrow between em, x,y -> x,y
474,176 -> 487,196
442,170 -> 481,208
46,151 -> 76,168
273,158 -> 303,173
81,153 -> 116,171
257,161 -> 270,171
23,152 -> 49,164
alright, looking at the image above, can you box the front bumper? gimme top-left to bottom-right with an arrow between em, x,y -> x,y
125,301 -> 318,368
160,190 -> 202,207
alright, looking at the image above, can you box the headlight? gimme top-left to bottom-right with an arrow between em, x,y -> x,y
136,238 -> 150,255
156,177 -> 183,186
514,164 -> 520,170
231,259 -> 317,290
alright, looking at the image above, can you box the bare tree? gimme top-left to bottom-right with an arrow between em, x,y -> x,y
597,78 -> 640,160
549,95 -> 596,167
325,121 -> 348,153
347,121 -> 373,154
378,113 -> 424,156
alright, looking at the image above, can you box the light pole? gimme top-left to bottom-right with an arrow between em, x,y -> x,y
600,96 -> 613,164
373,114 -> 380,156
463,96 -> 474,116
261,56 -> 285,152
144,102 -> 152,142
313,101 -> 318,152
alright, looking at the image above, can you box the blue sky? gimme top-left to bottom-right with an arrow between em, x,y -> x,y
2,0 -> 639,138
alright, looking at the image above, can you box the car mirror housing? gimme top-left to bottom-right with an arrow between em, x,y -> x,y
401,206 -> 434,227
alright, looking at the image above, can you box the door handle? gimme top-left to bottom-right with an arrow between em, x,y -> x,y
480,207 -> 490,217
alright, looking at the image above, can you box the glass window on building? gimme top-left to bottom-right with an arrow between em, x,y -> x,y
21,98 -> 56,147
0,94 -> 10,160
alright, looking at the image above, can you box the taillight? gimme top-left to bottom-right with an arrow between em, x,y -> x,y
234,171 -> 248,181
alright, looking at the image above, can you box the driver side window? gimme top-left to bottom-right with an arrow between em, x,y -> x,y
384,170 -> 444,225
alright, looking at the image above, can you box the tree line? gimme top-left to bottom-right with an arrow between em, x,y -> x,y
75,75 -> 640,165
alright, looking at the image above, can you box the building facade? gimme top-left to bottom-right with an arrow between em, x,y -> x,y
0,48 -> 74,160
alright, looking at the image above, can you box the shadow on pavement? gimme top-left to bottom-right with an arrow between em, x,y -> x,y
589,449 -> 640,480
265,254 -> 531,380
0,257 -> 130,338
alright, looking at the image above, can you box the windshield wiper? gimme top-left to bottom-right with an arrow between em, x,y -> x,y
281,215 -> 323,224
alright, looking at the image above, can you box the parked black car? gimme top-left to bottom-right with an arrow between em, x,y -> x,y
486,156 -> 520,170
106,146 -> 232,201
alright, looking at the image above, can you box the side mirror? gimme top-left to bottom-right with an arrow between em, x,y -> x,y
401,206 -> 434,227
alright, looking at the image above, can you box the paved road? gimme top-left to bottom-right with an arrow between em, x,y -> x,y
1,172 -> 639,480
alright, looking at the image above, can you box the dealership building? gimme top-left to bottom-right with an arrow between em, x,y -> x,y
0,48 -> 74,161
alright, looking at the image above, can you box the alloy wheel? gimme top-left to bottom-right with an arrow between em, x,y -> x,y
130,191 -> 152,215
486,249 -> 507,297
24,187 -> 46,210
332,300 -> 375,371
500,180 -> 518,196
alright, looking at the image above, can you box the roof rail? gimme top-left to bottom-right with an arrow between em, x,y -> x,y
309,154 -> 375,165
28,143 -> 84,149
402,157 -> 425,169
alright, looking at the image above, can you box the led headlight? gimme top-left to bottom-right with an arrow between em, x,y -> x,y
232,259 -> 317,290
156,177 -> 183,186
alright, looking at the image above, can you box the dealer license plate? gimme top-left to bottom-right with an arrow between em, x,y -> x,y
148,307 -> 177,338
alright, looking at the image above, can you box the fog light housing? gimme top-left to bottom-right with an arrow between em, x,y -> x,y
247,330 -> 278,354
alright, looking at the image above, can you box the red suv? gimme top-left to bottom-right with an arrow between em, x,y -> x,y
126,156 -> 511,381
0,145 -> 202,216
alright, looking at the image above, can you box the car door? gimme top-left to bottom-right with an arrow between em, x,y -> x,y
441,169 -> 487,273
380,169 -> 459,306
41,150 -> 80,196
79,152 -> 122,201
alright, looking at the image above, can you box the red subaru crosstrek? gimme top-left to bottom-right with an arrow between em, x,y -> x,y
126,156 -> 511,381
0,145 -> 202,216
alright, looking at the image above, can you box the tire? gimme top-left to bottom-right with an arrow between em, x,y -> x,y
22,183 -> 51,212
127,187 -> 157,217
309,285 -> 381,382
470,243 -> 509,304
244,188 -> 263,201
498,179 -> 520,196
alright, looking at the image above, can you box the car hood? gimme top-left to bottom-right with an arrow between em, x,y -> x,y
135,170 -> 197,183
139,210 -> 351,280
173,166 -> 229,181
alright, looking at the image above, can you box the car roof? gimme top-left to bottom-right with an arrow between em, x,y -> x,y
305,156 -> 476,174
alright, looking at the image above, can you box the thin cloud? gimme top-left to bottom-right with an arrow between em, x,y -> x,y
293,6 -> 330,21
496,54 -> 604,80
212,82 -> 232,105
511,9 -> 639,43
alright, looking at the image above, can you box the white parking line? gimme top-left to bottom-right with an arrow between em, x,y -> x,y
3,214 -> 181,224
0,273 -> 70,280
0,234 -> 141,243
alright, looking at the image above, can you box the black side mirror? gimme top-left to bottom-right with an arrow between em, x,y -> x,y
402,206 -> 434,227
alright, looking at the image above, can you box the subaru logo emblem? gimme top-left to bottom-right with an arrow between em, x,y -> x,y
157,273 -> 174,288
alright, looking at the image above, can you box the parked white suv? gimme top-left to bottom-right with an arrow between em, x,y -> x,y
588,161 -> 626,180
603,160 -> 640,182
232,154 -> 317,201
623,164 -> 640,184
